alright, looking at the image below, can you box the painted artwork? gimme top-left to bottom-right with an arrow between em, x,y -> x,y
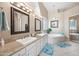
50,20 -> 58,28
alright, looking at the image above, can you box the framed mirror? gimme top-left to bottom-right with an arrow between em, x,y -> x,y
11,7 -> 29,34
35,18 -> 41,31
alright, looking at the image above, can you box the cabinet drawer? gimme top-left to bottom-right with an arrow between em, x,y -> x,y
26,42 -> 37,56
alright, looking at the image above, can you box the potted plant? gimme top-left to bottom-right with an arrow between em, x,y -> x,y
46,28 -> 52,34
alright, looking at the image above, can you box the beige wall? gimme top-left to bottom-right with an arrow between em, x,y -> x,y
39,2 -> 48,18
0,2 -> 48,43
48,11 -> 64,33
64,4 -> 79,39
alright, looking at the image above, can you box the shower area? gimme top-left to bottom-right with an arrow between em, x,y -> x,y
69,15 -> 79,43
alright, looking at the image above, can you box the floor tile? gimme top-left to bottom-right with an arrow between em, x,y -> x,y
39,41 -> 79,56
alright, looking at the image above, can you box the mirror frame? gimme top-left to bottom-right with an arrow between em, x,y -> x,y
11,7 -> 30,34
35,18 -> 41,31
50,20 -> 58,28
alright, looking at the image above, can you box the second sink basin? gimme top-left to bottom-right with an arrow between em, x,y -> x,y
16,37 -> 37,45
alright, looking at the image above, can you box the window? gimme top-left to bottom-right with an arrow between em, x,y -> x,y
69,19 -> 77,30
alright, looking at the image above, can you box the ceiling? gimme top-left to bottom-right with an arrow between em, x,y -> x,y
43,2 -> 79,12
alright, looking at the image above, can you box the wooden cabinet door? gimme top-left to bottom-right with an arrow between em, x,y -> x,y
27,43 -> 37,56
28,47 -> 37,56
36,40 -> 41,55
19,48 -> 26,56
12,48 -> 26,56
12,52 -> 20,56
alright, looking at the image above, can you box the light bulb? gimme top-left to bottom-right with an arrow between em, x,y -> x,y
22,7 -> 26,10
29,9 -> 32,12
17,4 -> 21,7
33,14 -> 35,17
25,7 -> 29,9
19,2 -> 25,6
27,10 -> 30,12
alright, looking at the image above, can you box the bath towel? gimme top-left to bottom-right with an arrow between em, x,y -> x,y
0,11 -> 2,31
0,11 -> 9,31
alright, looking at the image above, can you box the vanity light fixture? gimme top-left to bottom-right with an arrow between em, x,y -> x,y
10,2 -> 21,8
10,2 -> 33,13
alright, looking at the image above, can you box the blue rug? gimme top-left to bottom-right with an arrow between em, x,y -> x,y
42,43 -> 53,56
57,42 -> 71,48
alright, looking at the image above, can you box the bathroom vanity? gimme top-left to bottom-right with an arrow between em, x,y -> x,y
0,34 -> 48,56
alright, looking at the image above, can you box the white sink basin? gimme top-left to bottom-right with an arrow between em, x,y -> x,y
37,33 -> 47,36
16,37 -> 37,45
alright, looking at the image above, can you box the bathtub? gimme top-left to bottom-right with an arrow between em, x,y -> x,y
70,33 -> 79,40
48,34 -> 65,44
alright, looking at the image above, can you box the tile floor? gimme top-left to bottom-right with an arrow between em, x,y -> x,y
39,41 -> 79,56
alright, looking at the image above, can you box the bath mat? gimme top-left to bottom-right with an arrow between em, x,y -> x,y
42,43 -> 53,56
57,42 -> 71,48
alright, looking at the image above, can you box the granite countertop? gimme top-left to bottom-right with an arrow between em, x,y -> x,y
0,41 -> 24,56
0,34 -> 47,56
